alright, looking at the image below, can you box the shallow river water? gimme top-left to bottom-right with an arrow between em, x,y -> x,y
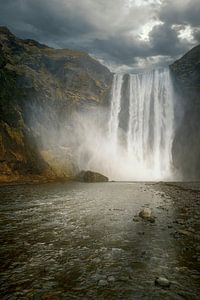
0,182 -> 199,299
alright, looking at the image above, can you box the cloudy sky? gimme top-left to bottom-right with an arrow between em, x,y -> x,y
0,0 -> 200,71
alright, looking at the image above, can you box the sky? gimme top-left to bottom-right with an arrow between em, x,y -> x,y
0,0 -> 200,71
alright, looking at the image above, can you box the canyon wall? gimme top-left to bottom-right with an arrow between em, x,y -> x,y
0,27 -> 112,182
170,44 -> 200,180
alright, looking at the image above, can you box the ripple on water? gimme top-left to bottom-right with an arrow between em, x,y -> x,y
0,182 -> 200,299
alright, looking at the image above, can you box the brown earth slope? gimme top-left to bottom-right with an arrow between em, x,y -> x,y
0,27 -> 113,183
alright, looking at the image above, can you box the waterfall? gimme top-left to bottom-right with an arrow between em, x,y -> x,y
108,68 -> 174,180
108,74 -> 124,149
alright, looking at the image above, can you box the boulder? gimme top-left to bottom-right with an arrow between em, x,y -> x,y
76,170 -> 109,182
139,208 -> 155,223
139,208 -> 152,219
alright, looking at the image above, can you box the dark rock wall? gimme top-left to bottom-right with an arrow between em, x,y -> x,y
0,27 -> 113,181
170,45 -> 200,180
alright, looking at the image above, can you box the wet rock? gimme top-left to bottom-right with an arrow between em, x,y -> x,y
119,275 -> 130,282
155,276 -> 171,287
92,257 -> 101,264
148,216 -> 156,223
138,231 -> 145,235
139,208 -> 155,222
76,170 -> 109,182
174,219 -> 185,225
196,245 -> 200,251
111,248 -> 123,258
157,205 -> 166,210
98,279 -> 108,286
91,274 -> 106,282
107,275 -> 115,282
139,208 -> 152,218
177,229 -> 192,236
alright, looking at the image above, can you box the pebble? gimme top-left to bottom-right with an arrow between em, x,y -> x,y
155,276 -> 171,287
92,257 -> 101,264
98,279 -> 108,286
107,275 -> 115,282
139,208 -> 152,219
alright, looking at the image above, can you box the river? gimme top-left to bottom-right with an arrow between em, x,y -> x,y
0,182 -> 199,299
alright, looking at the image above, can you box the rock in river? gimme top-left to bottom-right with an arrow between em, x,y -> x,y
139,208 -> 155,223
155,276 -> 171,287
76,170 -> 109,182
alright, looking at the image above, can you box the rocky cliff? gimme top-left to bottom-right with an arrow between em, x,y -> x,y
170,44 -> 200,180
1,26 -> 200,182
0,27 -> 113,183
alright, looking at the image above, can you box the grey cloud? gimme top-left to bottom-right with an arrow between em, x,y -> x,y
93,34 -> 150,64
193,28 -> 200,43
159,0 -> 200,27
0,0 -> 199,69
0,0 -> 94,42
92,23 -> 190,65
149,23 -> 189,56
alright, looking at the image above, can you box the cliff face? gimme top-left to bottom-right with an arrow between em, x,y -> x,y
1,26 -> 199,182
0,27 -> 113,182
170,44 -> 200,180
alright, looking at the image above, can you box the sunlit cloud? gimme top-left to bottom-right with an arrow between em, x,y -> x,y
0,0 -> 199,70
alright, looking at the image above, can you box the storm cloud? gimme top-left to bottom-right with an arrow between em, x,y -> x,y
0,0 -> 199,69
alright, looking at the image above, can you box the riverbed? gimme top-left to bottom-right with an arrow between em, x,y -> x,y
0,182 -> 199,299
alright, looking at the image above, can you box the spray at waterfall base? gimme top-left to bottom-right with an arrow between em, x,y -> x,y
34,68 -> 175,181
67,68 -> 175,181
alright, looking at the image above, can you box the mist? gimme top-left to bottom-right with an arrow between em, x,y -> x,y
27,67 -> 179,182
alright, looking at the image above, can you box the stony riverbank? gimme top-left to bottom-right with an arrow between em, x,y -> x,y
0,182 -> 199,299
153,182 -> 200,272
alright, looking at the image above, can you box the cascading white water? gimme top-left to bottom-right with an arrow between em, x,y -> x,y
108,74 -> 124,150
108,68 -> 174,180
70,68 -> 174,181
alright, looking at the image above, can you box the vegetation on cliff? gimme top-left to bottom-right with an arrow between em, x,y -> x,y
0,27 -> 113,182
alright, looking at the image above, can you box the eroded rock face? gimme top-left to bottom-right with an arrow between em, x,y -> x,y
76,170 -> 109,182
170,44 -> 200,180
0,26 -> 113,182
